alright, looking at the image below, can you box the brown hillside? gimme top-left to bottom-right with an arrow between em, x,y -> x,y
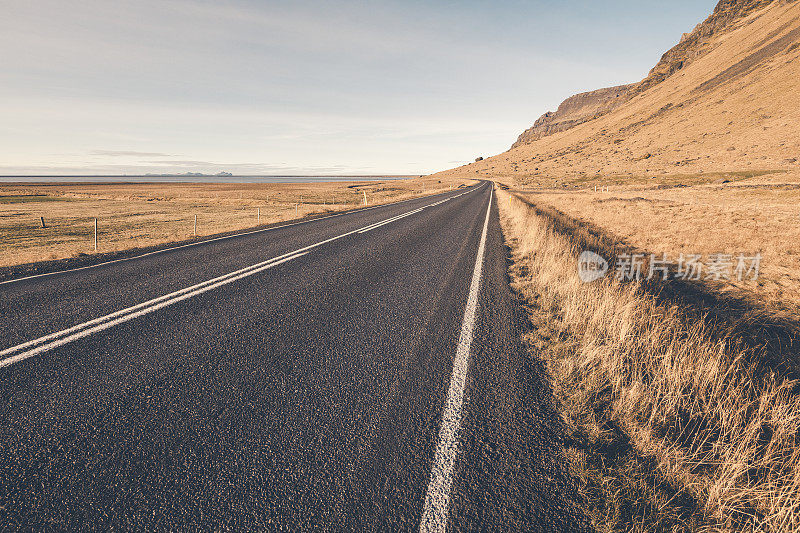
442,0 -> 800,184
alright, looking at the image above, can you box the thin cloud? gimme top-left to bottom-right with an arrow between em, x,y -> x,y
92,150 -> 174,157
1,1 -> 716,175
145,159 -> 217,166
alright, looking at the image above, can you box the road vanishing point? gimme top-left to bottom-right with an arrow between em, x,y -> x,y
0,182 -> 588,531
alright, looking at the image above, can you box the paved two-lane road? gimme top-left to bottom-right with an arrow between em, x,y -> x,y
0,182 -> 588,531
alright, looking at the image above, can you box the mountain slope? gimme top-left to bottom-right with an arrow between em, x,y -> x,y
512,84 -> 634,147
441,0 -> 800,184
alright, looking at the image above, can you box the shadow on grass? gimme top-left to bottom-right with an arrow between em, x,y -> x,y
511,191 -> 800,383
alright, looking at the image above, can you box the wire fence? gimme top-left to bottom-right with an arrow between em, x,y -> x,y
0,185 -> 453,266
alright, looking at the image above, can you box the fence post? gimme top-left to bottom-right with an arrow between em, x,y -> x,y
295,203 -> 298,216
94,218 -> 98,251
257,208 -> 260,225
363,190 -> 367,206
40,216 -> 46,228
194,214 -> 197,236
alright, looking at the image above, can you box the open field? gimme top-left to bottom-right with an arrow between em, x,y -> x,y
508,170 -> 800,317
0,177 -> 472,267
496,185 -> 800,532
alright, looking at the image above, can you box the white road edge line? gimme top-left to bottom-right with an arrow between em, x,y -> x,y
0,187 -> 484,369
420,185 -> 493,533
0,186 -> 477,287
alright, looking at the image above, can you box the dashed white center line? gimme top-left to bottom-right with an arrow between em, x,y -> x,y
420,186 -> 493,533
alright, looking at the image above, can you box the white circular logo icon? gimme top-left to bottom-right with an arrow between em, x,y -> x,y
578,251 -> 609,283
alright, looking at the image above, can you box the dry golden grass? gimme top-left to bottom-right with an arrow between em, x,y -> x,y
497,186 -> 800,532
512,170 -> 800,317
431,1 -> 800,529
0,177 -> 472,268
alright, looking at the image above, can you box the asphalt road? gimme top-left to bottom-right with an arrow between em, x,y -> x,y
0,182 -> 589,531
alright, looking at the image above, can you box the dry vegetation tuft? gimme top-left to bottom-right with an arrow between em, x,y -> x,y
497,186 -> 800,532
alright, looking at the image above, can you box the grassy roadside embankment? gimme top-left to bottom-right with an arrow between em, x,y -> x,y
515,171 -> 800,316
496,185 -> 800,531
0,177 -> 472,268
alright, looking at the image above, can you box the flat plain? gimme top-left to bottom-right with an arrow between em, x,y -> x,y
0,177 -> 466,267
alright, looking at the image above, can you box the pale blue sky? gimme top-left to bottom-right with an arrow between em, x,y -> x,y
0,0 -> 717,175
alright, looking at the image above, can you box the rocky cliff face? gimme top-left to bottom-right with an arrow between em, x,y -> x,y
512,84 -> 634,147
639,0 -> 784,91
512,0 -> 791,149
